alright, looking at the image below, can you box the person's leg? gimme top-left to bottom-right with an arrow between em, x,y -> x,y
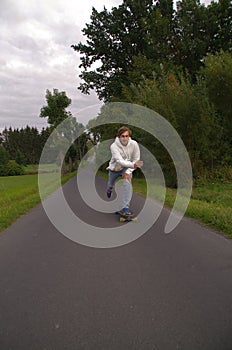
107,170 -> 121,197
122,171 -> 132,212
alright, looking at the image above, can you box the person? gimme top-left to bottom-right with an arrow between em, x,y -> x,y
106,126 -> 143,216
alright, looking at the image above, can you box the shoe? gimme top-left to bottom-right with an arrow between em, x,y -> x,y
122,207 -> 133,216
107,188 -> 112,198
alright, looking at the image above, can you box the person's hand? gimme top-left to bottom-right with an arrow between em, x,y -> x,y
122,173 -> 131,180
134,160 -> 143,169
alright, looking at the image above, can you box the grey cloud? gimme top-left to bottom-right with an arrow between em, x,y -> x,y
7,34 -> 41,53
0,0 -> 123,130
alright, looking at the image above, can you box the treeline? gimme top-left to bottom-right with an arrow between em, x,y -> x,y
0,88 -> 91,176
72,0 -> 232,185
0,123 -> 89,176
0,126 -> 51,165
0,126 -> 51,175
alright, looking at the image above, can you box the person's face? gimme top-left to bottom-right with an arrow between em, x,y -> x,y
119,131 -> 130,146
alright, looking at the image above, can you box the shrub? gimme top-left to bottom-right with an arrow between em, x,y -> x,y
0,160 -> 25,176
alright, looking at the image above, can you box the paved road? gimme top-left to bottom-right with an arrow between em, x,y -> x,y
1,175 -> 232,350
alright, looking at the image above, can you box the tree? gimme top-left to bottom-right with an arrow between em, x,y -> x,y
0,146 -> 9,165
173,0 -> 212,77
72,0 -> 174,101
15,149 -> 26,165
19,126 -> 41,164
119,69 -> 222,179
202,51 -> 232,121
207,0 -> 232,54
72,0 -> 231,101
40,89 -> 73,174
200,50 -> 232,163
170,0 -> 232,78
39,89 -> 90,174
2,126 -> 42,165
40,89 -> 72,128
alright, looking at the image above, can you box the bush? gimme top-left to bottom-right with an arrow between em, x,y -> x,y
194,165 -> 232,185
0,160 -> 25,176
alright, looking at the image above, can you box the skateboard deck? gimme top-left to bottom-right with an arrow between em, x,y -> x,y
115,211 -> 138,223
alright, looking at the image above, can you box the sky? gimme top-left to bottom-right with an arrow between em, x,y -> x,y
0,0 -> 212,131
0,0 -> 122,130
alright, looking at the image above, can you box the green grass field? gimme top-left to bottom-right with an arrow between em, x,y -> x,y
0,171 -> 76,232
98,171 -> 232,238
132,178 -> 232,238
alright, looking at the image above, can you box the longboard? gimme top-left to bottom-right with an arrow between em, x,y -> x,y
115,211 -> 138,223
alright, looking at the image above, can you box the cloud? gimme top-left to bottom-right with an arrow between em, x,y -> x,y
0,0 -> 122,130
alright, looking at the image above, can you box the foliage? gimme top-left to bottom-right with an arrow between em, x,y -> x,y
173,0 -> 210,76
0,160 -> 24,176
198,50 -> 232,164
0,126 -> 51,165
39,89 -> 89,174
72,0 -> 175,100
206,0 -> 232,54
40,89 -> 72,127
0,89 -> 90,172
93,69 -> 221,184
194,165 -> 232,185
201,50 -> 232,120
72,0 -> 231,101
0,146 -> 9,165
15,149 -> 27,165
88,49 -> 232,184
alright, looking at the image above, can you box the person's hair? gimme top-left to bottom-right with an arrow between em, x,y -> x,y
117,126 -> 131,137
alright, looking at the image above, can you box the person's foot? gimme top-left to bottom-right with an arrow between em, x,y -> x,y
122,207 -> 133,216
106,188 -> 112,198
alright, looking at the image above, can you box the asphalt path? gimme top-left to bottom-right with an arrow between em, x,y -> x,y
1,175 -> 232,349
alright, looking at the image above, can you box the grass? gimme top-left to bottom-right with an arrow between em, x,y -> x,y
0,170 -> 76,232
23,164 -> 60,174
98,171 -> 232,238
132,178 -> 232,238
185,183 -> 232,237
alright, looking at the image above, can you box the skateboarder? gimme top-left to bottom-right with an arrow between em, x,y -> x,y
106,126 -> 143,216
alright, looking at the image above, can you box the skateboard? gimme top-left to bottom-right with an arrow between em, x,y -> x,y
115,211 -> 138,223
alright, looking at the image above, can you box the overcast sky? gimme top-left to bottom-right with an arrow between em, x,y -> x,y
0,0 -> 212,131
0,0 -> 123,130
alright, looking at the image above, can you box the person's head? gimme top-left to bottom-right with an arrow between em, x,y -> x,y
117,126 -> 131,146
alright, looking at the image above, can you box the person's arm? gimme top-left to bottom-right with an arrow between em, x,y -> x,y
125,142 -> 142,175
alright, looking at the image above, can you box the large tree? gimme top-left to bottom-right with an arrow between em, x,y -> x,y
172,0 -> 210,76
39,89 -> 88,173
173,0 -> 232,77
72,0 -> 174,101
40,89 -> 74,174
72,0 -> 231,101
40,89 -> 72,127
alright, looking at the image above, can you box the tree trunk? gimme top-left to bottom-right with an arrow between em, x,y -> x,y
69,156 -> 73,172
60,151 -> 67,176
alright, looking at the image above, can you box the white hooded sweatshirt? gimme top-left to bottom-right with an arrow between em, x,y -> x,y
107,137 -> 140,175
